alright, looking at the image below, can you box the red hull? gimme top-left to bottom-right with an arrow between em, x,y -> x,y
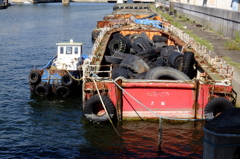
83,79 -> 234,120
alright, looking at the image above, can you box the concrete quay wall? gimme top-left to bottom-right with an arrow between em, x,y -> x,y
157,0 -> 240,42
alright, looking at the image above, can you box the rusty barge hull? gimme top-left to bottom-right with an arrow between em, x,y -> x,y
82,4 -> 235,122
83,79 -> 234,120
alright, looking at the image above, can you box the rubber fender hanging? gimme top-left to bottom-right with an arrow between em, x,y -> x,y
54,86 -> 71,97
145,67 -> 190,80
84,95 -> 115,122
35,82 -> 52,96
30,84 -> 35,93
29,70 -> 41,85
61,74 -> 73,87
204,97 -> 234,120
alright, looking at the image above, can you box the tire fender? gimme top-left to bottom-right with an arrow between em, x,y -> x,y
204,97 -> 234,119
29,70 -> 41,85
35,82 -> 52,96
84,95 -> 115,122
61,74 -> 73,87
54,86 -> 71,97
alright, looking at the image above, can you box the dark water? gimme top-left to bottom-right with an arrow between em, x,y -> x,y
0,3 -> 204,158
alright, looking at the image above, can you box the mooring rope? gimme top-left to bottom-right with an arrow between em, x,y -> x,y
91,78 -> 121,137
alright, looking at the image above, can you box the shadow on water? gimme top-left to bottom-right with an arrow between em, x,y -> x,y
78,120 -> 205,159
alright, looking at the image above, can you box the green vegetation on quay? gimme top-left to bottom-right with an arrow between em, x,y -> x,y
224,31 -> 240,50
149,4 -> 213,50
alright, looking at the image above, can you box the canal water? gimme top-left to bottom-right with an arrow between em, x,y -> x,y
0,3 -> 204,158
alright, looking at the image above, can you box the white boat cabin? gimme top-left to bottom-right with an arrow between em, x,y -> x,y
54,39 -> 83,70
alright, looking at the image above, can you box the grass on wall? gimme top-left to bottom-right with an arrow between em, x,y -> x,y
149,4 -> 213,50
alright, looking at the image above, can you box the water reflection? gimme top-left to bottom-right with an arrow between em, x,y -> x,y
80,120 -> 204,158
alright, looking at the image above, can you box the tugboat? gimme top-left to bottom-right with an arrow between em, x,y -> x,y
0,0 -> 8,9
29,39 -> 88,97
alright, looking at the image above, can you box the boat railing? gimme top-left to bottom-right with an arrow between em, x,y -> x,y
83,64 -> 112,80
169,25 -> 234,79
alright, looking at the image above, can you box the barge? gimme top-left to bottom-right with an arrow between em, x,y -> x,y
82,4 -> 236,122
29,40 -> 87,97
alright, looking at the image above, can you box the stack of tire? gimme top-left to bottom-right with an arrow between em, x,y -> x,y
28,70 -> 52,96
29,71 -> 75,97
105,32 -> 196,80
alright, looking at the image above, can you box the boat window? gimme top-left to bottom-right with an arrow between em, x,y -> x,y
60,47 -> 64,54
74,47 -> 78,54
66,47 -> 72,54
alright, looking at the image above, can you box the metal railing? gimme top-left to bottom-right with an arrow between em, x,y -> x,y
168,23 -> 234,79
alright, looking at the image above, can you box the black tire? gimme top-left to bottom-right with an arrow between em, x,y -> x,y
153,59 -> 166,67
137,55 -> 155,69
30,84 -> 35,93
160,45 -> 178,58
61,74 -> 73,87
124,35 -> 131,53
168,51 -> 184,70
29,70 -> 41,85
135,72 -> 147,79
154,42 -> 168,48
112,51 -> 129,58
182,51 -> 195,79
84,95 -> 115,122
35,82 -> 52,96
145,67 -> 190,80
136,48 -> 158,59
152,35 -> 168,43
204,97 -> 234,120
104,56 -> 123,64
155,46 -> 165,54
54,86 -> 71,97
119,54 -> 150,73
108,36 -> 128,55
132,37 -> 152,53
140,32 -> 154,46
112,67 -> 135,79
130,48 -> 137,55
112,33 -> 123,39
129,33 -> 140,43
